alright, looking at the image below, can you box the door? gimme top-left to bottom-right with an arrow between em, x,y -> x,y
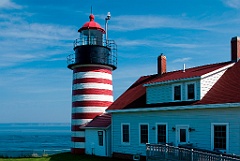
176,125 -> 189,146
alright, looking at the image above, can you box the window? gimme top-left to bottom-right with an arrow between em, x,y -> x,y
176,125 -> 189,145
122,124 -> 130,143
180,129 -> 187,142
157,124 -> 167,143
98,131 -> 103,146
214,125 -> 226,149
187,83 -> 195,100
214,125 -> 227,149
140,124 -> 148,144
174,85 -> 181,101
211,123 -> 229,151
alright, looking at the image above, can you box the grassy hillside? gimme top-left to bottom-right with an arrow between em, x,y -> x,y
0,152 -> 128,161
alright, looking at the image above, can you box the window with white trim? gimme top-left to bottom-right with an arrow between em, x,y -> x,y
173,84 -> 182,101
122,124 -> 130,144
180,129 -> 187,142
140,124 -> 148,144
157,124 -> 167,144
98,131 -> 103,146
186,83 -> 195,100
211,123 -> 229,152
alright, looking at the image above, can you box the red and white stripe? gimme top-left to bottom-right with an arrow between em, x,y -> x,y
71,65 -> 113,154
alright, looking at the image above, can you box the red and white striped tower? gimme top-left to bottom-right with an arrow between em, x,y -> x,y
67,14 -> 117,154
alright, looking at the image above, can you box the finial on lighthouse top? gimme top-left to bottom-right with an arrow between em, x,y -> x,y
89,14 -> 94,21
90,6 -> 94,21
78,13 -> 105,33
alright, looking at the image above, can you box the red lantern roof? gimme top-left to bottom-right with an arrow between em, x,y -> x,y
78,14 -> 105,33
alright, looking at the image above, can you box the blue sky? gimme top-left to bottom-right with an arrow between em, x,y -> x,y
1,0 -> 240,123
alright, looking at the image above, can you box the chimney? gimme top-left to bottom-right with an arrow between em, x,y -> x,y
158,54 -> 166,75
231,36 -> 240,62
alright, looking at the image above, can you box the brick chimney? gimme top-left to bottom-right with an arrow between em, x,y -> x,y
158,54 -> 166,75
231,36 -> 240,62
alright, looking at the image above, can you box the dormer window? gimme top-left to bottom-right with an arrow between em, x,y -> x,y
173,84 -> 182,101
186,82 -> 195,100
172,82 -> 196,102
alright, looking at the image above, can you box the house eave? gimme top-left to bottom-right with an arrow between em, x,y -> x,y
81,125 -> 111,129
107,102 -> 240,113
144,76 -> 200,87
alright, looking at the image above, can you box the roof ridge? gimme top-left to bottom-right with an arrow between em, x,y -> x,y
136,61 -> 232,80
166,61 -> 232,75
144,61 -> 233,86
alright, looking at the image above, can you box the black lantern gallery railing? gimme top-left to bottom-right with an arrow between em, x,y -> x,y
67,37 -> 117,70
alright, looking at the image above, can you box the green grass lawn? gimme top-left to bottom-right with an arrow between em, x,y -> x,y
0,152 -> 128,161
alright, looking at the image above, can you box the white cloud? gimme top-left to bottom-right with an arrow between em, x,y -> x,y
0,53 -> 40,67
108,13 -> 240,35
0,0 -> 22,9
172,57 -> 192,63
110,15 -> 213,31
0,12 -> 76,67
116,38 -> 199,49
223,0 -> 240,9
0,14 -> 76,40
163,43 -> 198,49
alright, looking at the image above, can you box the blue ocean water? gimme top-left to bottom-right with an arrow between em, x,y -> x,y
0,123 -> 71,157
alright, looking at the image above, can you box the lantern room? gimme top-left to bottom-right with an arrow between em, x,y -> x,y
78,14 -> 105,46
67,14 -> 117,70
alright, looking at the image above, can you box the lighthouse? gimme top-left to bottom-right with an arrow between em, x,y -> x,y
67,14 -> 117,154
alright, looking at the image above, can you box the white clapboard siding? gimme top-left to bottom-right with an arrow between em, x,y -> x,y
112,107 -> 240,156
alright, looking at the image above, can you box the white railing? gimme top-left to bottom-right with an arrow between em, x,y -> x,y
146,143 -> 240,161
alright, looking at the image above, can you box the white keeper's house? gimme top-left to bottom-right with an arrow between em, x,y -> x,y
103,36 -> 240,159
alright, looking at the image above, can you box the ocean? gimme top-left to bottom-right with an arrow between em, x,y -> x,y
0,123 -> 71,157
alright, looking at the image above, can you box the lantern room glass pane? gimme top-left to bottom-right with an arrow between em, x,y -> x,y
81,30 -> 103,45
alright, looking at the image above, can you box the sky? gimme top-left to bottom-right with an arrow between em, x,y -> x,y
1,0 -> 240,123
